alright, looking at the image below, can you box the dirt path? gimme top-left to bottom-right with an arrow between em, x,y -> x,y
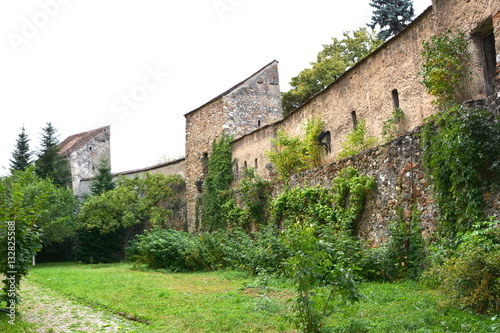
18,278 -> 142,332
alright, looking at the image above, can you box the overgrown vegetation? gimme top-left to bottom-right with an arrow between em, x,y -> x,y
420,29 -> 471,108
418,30 -> 500,315
381,107 -> 405,142
338,119 -> 378,158
202,133 -> 236,232
266,116 -> 324,182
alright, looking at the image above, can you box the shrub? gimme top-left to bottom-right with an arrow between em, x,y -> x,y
426,218 -> 500,314
126,228 -> 206,271
338,119 -> 377,159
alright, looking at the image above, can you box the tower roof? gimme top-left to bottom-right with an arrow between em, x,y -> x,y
184,60 -> 279,117
58,125 -> 109,156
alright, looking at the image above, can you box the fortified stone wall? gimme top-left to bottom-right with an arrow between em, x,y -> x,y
184,60 -> 282,231
231,0 -> 500,186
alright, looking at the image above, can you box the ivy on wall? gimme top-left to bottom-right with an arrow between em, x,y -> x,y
267,116 -> 325,183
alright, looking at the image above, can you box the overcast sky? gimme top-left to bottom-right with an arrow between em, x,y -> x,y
0,0 -> 431,175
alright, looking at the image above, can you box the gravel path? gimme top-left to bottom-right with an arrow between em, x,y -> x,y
18,278 -> 142,332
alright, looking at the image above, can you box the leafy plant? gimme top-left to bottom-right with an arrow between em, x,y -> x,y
420,30 -> 471,108
381,107 -> 405,142
238,168 -> 271,231
202,133 -> 236,232
421,106 -> 500,237
426,218 -> 500,314
338,119 -> 378,159
267,116 -> 325,182
283,223 -> 359,332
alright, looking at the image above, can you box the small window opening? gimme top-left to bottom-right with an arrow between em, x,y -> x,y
257,120 -> 261,127
89,146 -> 92,151
254,158 -> 258,169
481,31 -> 496,96
392,89 -> 400,109
392,89 -> 401,123
201,152 -> 209,175
351,111 -> 358,130
243,161 -> 248,170
233,162 -> 239,181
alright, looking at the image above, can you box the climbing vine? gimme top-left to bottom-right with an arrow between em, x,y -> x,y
267,116 -> 324,182
338,119 -> 378,159
420,29 -> 471,108
202,133 -> 236,232
421,105 -> 500,237
381,108 -> 405,142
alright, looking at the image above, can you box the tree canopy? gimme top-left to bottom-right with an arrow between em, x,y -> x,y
281,28 -> 382,116
368,0 -> 415,41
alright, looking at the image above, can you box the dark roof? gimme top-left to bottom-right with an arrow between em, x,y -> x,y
58,126 -> 109,156
184,59 -> 279,117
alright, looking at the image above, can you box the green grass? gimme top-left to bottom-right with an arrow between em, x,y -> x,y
2,263 -> 498,332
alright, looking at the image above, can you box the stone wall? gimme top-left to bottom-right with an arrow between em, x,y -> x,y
59,126 -> 111,196
184,60 -> 282,231
230,1 -> 500,188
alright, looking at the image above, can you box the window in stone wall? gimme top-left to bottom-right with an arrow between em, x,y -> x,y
258,120 -> 261,127
233,162 -> 239,181
201,152 -> 209,176
351,111 -> 358,130
255,158 -> 258,169
481,31 -> 496,96
392,89 -> 400,109
244,161 -> 248,170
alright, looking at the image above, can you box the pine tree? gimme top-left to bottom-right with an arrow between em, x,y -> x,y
90,158 -> 115,196
368,0 -> 415,41
35,122 -> 71,187
9,126 -> 32,172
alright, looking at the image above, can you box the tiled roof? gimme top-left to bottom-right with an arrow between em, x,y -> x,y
58,126 -> 109,156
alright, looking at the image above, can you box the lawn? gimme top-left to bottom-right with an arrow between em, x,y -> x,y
1,262 -> 498,332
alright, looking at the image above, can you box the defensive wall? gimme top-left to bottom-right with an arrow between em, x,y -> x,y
64,0 -> 500,239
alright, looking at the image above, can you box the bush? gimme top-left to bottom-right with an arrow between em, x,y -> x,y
126,228 -> 206,271
425,218 -> 500,314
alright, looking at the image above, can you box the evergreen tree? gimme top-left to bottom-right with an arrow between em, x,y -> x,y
35,122 -> 71,188
90,158 -> 115,196
368,0 -> 415,41
9,126 -> 32,172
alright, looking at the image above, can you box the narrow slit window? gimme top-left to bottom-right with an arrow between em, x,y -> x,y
351,111 -> 358,130
392,89 -> 400,109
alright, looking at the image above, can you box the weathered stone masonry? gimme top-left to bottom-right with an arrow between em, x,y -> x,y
63,0 -> 500,241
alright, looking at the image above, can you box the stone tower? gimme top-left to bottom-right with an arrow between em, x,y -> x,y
184,60 -> 282,231
58,126 -> 111,196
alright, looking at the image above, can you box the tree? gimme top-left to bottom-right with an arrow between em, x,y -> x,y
9,126 -> 32,172
368,0 -> 415,41
90,158 -> 115,196
0,167 -> 49,309
282,28 -> 382,115
34,122 -> 71,188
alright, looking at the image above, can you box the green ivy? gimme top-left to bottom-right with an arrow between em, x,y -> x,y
338,119 -> 378,159
421,106 -> 500,238
267,116 -> 325,182
202,133 -> 236,232
238,168 -> 271,231
381,108 -> 405,142
420,29 -> 471,109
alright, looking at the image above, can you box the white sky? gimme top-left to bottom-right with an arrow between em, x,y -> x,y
0,0 -> 431,175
